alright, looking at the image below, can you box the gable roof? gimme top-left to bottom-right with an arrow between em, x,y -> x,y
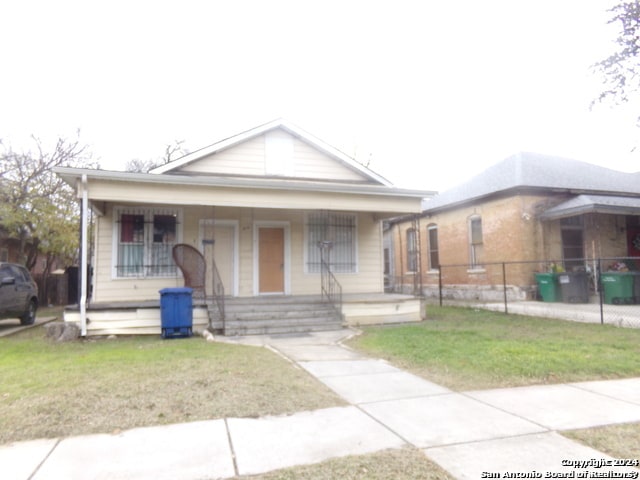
151,118 -> 393,186
423,152 -> 640,213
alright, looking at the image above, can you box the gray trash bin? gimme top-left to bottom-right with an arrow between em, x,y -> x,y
558,272 -> 589,303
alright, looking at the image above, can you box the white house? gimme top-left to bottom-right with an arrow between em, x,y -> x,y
56,119 -> 433,336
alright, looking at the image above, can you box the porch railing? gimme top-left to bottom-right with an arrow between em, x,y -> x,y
209,258 -> 226,330
320,258 -> 343,320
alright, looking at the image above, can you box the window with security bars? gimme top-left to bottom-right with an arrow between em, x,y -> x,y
561,215 -> 584,270
115,207 -> 180,277
306,212 -> 357,273
406,228 -> 418,272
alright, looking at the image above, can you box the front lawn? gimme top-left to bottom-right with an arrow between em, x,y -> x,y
0,326 -> 344,444
347,306 -> 640,391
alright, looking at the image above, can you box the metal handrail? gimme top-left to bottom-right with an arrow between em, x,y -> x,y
209,258 -> 225,330
320,258 -> 343,320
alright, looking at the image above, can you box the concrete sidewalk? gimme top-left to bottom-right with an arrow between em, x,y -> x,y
3,329 -> 640,479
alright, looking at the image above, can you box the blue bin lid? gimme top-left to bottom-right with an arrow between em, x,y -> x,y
159,287 -> 193,295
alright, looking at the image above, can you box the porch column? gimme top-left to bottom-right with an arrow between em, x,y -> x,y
80,174 -> 88,336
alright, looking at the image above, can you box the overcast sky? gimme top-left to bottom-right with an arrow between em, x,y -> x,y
1,0 -> 638,191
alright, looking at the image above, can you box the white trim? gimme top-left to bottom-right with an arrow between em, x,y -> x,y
198,219 -> 239,297
253,221 -> 291,295
80,174 -> 88,337
427,223 -> 439,271
56,166 -> 434,199
111,205 -> 183,280
468,214 -> 483,269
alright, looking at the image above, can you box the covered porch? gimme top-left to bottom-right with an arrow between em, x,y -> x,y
55,167 -> 430,336
540,195 -> 640,267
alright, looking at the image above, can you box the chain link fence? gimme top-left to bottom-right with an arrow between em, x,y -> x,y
387,257 -> 640,328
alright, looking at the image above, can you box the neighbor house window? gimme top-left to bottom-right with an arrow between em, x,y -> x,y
427,224 -> 439,270
561,216 -> 584,270
115,207 -> 181,277
406,228 -> 418,272
469,216 -> 483,268
306,212 -> 357,273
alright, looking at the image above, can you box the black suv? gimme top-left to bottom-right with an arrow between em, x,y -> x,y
0,262 -> 38,325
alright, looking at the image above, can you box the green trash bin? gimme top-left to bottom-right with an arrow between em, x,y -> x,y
634,272 -> 640,304
535,273 -> 560,302
601,272 -> 635,305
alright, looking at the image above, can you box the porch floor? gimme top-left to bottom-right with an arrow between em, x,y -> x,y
66,293 -> 419,311
63,293 -> 423,336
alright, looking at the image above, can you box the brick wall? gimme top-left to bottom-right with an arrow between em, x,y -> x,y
388,193 -> 639,297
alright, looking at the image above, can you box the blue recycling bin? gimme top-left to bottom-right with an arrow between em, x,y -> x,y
159,287 -> 193,338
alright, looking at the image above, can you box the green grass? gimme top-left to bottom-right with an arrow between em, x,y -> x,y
348,306 -> 640,390
0,326 -> 344,444
564,423 -> 640,460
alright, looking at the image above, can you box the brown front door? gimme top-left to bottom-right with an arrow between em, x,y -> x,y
259,227 -> 284,293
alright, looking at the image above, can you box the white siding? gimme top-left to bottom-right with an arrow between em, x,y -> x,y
92,205 -> 184,303
87,179 -> 420,214
179,136 -> 266,176
65,307 -> 209,336
91,205 -> 385,303
176,129 -> 371,182
293,138 -> 366,181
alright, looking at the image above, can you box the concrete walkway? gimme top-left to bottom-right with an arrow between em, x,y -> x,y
3,329 -> 640,479
480,300 -> 640,328
0,316 -> 56,337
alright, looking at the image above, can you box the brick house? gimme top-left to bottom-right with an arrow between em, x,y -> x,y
386,152 -> 640,301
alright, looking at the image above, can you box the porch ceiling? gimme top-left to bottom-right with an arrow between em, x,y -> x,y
540,194 -> 640,220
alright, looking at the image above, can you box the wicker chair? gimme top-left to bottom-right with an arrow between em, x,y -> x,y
172,244 -> 206,298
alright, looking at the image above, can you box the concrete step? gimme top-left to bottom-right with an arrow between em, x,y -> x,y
224,321 -> 344,336
225,308 -> 336,321
224,299 -> 329,312
224,315 -> 341,329
206,296 -> 343,336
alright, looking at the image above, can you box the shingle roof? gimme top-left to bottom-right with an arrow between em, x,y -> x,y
540,194 -> 640,220
423,152 -> 640,212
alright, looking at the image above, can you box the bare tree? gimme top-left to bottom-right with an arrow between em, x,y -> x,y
0,132 -> 95,270
593,1 -> 640,113
125,140 -> 188,173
